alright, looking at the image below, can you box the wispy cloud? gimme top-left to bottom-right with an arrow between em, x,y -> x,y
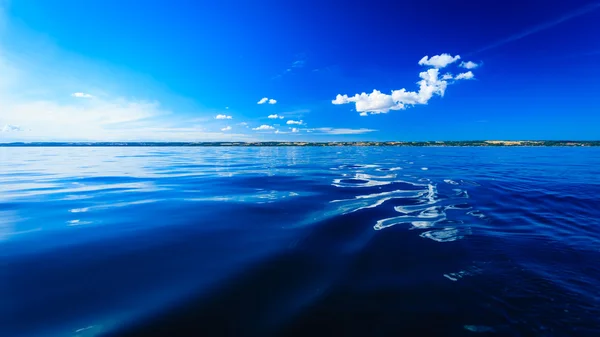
71,92 -> 94,99
292,60 -> 305,68
332,53 -> 477,115
311,128 -> 377,135
286,119 -> 303,125
221,126 -> 232,131
472,2 -> 600,54
268,114 -> 284,119
215,114 -> 232,119
1,124 -> 23,132
252,124 -> 274,131
272,54 -> 307,79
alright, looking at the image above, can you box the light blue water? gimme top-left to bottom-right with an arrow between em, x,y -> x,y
2,147 -> 600,336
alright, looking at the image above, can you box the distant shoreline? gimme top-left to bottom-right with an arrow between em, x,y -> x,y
0,141 -> 599,147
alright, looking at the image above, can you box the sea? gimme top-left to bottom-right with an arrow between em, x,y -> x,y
2,146 -> 600,337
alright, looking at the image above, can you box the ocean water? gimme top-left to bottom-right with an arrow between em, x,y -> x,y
2,146 -> 600,337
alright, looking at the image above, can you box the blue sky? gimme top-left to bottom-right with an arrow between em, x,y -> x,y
0,0 -> 599,141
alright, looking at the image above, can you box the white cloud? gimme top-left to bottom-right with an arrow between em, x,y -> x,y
311,128 -> 377,135
215,114 -> 232,119
286,119 -> 303,125
258,97 -> 277,105
0,16 -> 259,142
332,68 -> 448,114
359,112 -> 368,117
332,54 -> 478,115
221,126 -> 232,131
291,128 -> 299,133
252,124 -> 274,131
1,124 -> 23,132
268,114 -> 284,119
455,71 -> 475,80
459,61 -> 479,69
71,92 -> 94,99
418,54 -> 460,68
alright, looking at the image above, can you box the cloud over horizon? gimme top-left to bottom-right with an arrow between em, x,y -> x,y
252,124 -> 275,131
71,92 -> 94,99
215,114 -> 232,119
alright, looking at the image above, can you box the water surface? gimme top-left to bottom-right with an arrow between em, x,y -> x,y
2,147 -> 600,336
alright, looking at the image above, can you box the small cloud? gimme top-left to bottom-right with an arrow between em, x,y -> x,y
221,126 -> 232,131
252,124 -> 275,131
268,114 -> 285,119
1,124 -> 24,132
455,71 -> 475,80
359,112 -> 368,117
286,120 -> 303,125
459,61 -> 479,69
442,73 -> 454,80
71,92 -> 94,99
215,114 -> 233,120
291,128 -> 299,133
258,97 -> 277,105
418,54 -> 460,69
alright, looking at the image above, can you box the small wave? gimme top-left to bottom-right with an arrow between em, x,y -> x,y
420,227 -> 471,242
332,178 -> 390,188
444,179 -> 459,185
443,264 -> 484,282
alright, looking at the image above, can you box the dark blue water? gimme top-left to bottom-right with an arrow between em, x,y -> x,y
2,147 -> 600,336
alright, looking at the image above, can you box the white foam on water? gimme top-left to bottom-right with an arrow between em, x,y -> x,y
421,167 -> 428,171
332,178 -> 390,188
464,325 -> 496,333
374,205 -> 446,230
355,173 -> 396,179
410,221 -> 438,229
331,189 -> 428,215
467,210 -> 486,218
67,219 -> 92,226
420,227 -> 468,242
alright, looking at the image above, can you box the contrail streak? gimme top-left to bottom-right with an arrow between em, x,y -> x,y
471,2 -> 600,55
